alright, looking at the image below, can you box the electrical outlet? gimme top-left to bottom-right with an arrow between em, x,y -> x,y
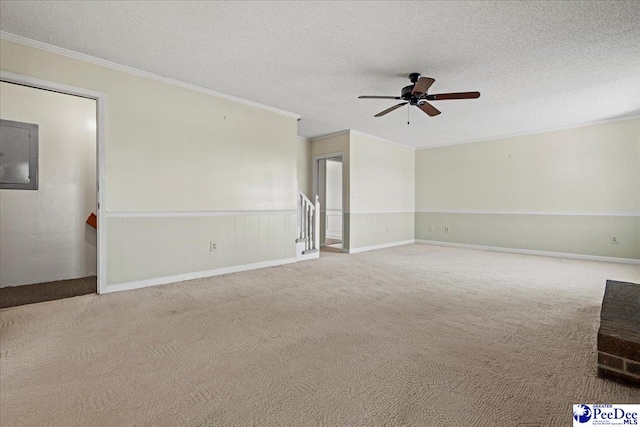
210,241 -> 217,251
610,236 -> 618,245
428,225 -> 433,232
444,226 -> 450,233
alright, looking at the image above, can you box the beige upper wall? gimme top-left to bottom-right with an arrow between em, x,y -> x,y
415,118 -> 640,213
350,133 -> 415,213
0,39 -> 299,212
296,137 -> 311,197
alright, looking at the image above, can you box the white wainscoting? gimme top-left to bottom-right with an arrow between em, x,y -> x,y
106,211 -> 297,288
326,209 -> 343,240
415,211 -> 640,260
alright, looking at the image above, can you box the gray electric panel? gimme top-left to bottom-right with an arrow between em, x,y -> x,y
0,119 -> 39,190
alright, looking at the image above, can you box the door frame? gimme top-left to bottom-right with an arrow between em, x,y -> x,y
1,71 -> 108,294
312,151 -> 344,249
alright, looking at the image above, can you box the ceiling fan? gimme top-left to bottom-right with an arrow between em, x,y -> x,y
358,73 -> 480,118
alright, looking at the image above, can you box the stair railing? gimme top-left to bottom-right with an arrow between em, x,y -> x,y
297,190 -> 320,253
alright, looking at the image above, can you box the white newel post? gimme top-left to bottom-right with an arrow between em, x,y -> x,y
297,191 -> 301,240
314,195 -> 320,251
307,203 -> 312,251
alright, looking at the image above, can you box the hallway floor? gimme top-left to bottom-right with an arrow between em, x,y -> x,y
0,276 -> 96,309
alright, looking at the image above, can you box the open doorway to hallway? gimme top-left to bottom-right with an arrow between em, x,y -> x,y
324,157 -> 342,251
0,81 -> 98,308
314,154 -> 344,253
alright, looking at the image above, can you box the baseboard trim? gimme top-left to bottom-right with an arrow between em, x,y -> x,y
415,240 -> 640,265
348,240 -> 415,254
415,209 -> 640,216
347,210 -> 415,214
298,252 -> 320,261
105,257 -> 302,293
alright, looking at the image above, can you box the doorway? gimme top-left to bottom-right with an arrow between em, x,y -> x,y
313,153 -> 344,253
0,76 -> 104,307
324,157 -> 343,250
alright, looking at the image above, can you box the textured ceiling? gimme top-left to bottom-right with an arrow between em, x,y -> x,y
1,1 -> 639,148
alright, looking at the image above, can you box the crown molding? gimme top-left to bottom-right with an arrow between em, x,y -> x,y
416,114 -> 640,150
309,129 -> 415,150
309,129 -> 351,142
0,31 -> 301,120
349,129 -> 415,150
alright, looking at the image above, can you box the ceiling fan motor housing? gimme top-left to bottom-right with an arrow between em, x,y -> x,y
401,85 -> 420,104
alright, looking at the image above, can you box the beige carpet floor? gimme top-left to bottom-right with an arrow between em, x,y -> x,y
1,244 -> 639,426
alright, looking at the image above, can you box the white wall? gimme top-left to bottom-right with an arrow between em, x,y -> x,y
296,136 -> 311,197
311,131 -> 416,251
325,159 -> 342,240
1,38 -> 301,289
0,82 -> 97,287
325,159 -> 342,210
0,39 -> 298,213
349,132 -> 415,250
350,133 -> 415,213
415,118 -> 640,259
415,118 -> 640,213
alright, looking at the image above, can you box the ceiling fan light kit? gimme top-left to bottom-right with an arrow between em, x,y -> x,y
359,73 -> 480,119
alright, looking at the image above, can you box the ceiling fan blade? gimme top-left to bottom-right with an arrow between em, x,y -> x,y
426,91 -> 481,100
411,77 -> 435,95
358,96 -> 402,99
374,102 -> 408,117
417,101 -> 441,117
